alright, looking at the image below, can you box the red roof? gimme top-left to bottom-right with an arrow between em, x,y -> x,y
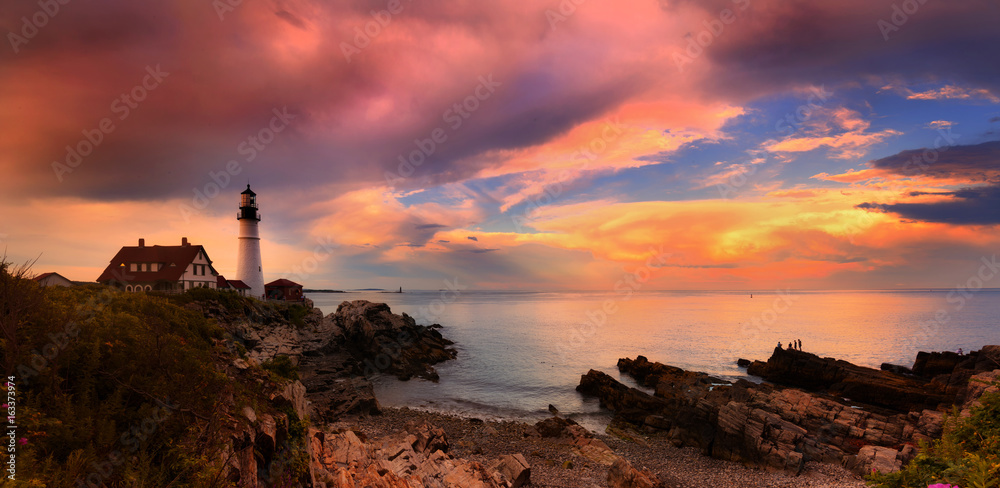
34,272 -> 57,281
265,278 -> 302,288
217,275 -> 250,289
96,243 -> 215,283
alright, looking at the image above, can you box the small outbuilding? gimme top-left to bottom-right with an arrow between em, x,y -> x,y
265,278 -> 303,301
34,272 -> 74,288
217,275 -> 252,296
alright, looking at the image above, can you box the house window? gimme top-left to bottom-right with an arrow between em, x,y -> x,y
130,263 -> 137,272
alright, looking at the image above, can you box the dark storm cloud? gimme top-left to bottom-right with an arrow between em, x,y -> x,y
869,140 -> 1000,181
857,140 -> 1000,224
858,184 -> 1000,225
2,0 -> 654,202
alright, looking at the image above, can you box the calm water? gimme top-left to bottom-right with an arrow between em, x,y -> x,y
309,290 -> 1000,430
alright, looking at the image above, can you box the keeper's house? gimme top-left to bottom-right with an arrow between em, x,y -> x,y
97,237 -> 219,293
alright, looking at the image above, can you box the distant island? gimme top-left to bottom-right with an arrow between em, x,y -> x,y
303,289 -> 345,293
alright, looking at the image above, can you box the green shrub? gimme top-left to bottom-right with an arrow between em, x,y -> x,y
287,303 -> 310,328
262,355 -> 299,381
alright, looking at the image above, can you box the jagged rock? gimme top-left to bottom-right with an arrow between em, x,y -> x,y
310,422 -> 513,488
576,369 -> 667,424
307,374 -> 380,421
229,427 -> 260,487
912,350 -> 963,377
533,417 -> 618,465
880,363 -> 913,375
736,358 -> 751,367
963,369 -> 1000,405
910,346 -> 1000,399
271,380 -> 311,421
843,445 -> 902,475
607,457 -> 663,488
242,406 -> 257,423
406,421 -> 449,454
255,413 -> 279,465
490,453 -> 531,488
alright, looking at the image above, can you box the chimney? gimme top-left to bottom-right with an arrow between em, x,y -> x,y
182,237 -> 189,247
138,238 -> 145,248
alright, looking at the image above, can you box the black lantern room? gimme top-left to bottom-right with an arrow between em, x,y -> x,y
238,184 -> 261,221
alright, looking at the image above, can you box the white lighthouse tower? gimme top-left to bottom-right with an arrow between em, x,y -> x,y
236,184 -> 265,299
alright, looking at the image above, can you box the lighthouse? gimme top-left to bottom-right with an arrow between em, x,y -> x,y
236,184 -> 265,299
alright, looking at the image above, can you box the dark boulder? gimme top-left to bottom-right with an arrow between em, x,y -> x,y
912,351 -> 962,378
880,363 -> 913,375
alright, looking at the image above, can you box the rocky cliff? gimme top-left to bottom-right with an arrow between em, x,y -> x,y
190,297 -> 463,487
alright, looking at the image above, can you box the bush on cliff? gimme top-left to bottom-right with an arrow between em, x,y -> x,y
263,354 -> 299,381
0,270 -> 288,487
868,385 -> 1000,488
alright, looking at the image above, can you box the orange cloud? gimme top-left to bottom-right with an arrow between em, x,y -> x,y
765,108 -> 900,160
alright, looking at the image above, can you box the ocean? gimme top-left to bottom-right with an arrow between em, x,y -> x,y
309,289 -> 1000,430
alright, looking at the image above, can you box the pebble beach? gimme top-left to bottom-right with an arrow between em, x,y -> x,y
350,407 -> 869,488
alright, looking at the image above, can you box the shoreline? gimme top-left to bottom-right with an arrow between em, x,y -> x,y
342,406 -> 867,488
236,298 -> 998,486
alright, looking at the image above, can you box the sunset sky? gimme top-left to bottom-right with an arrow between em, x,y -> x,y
2,0 -> 999,290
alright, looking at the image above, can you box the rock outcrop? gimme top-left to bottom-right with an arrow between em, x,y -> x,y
911,346 -> 1000,398
191,295 -> 465,482
577,349 -> 1000,476
308,421 -> 530,488
746,347 -> 950,412
333,300 -> 458,382
215,299 -> 459,422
